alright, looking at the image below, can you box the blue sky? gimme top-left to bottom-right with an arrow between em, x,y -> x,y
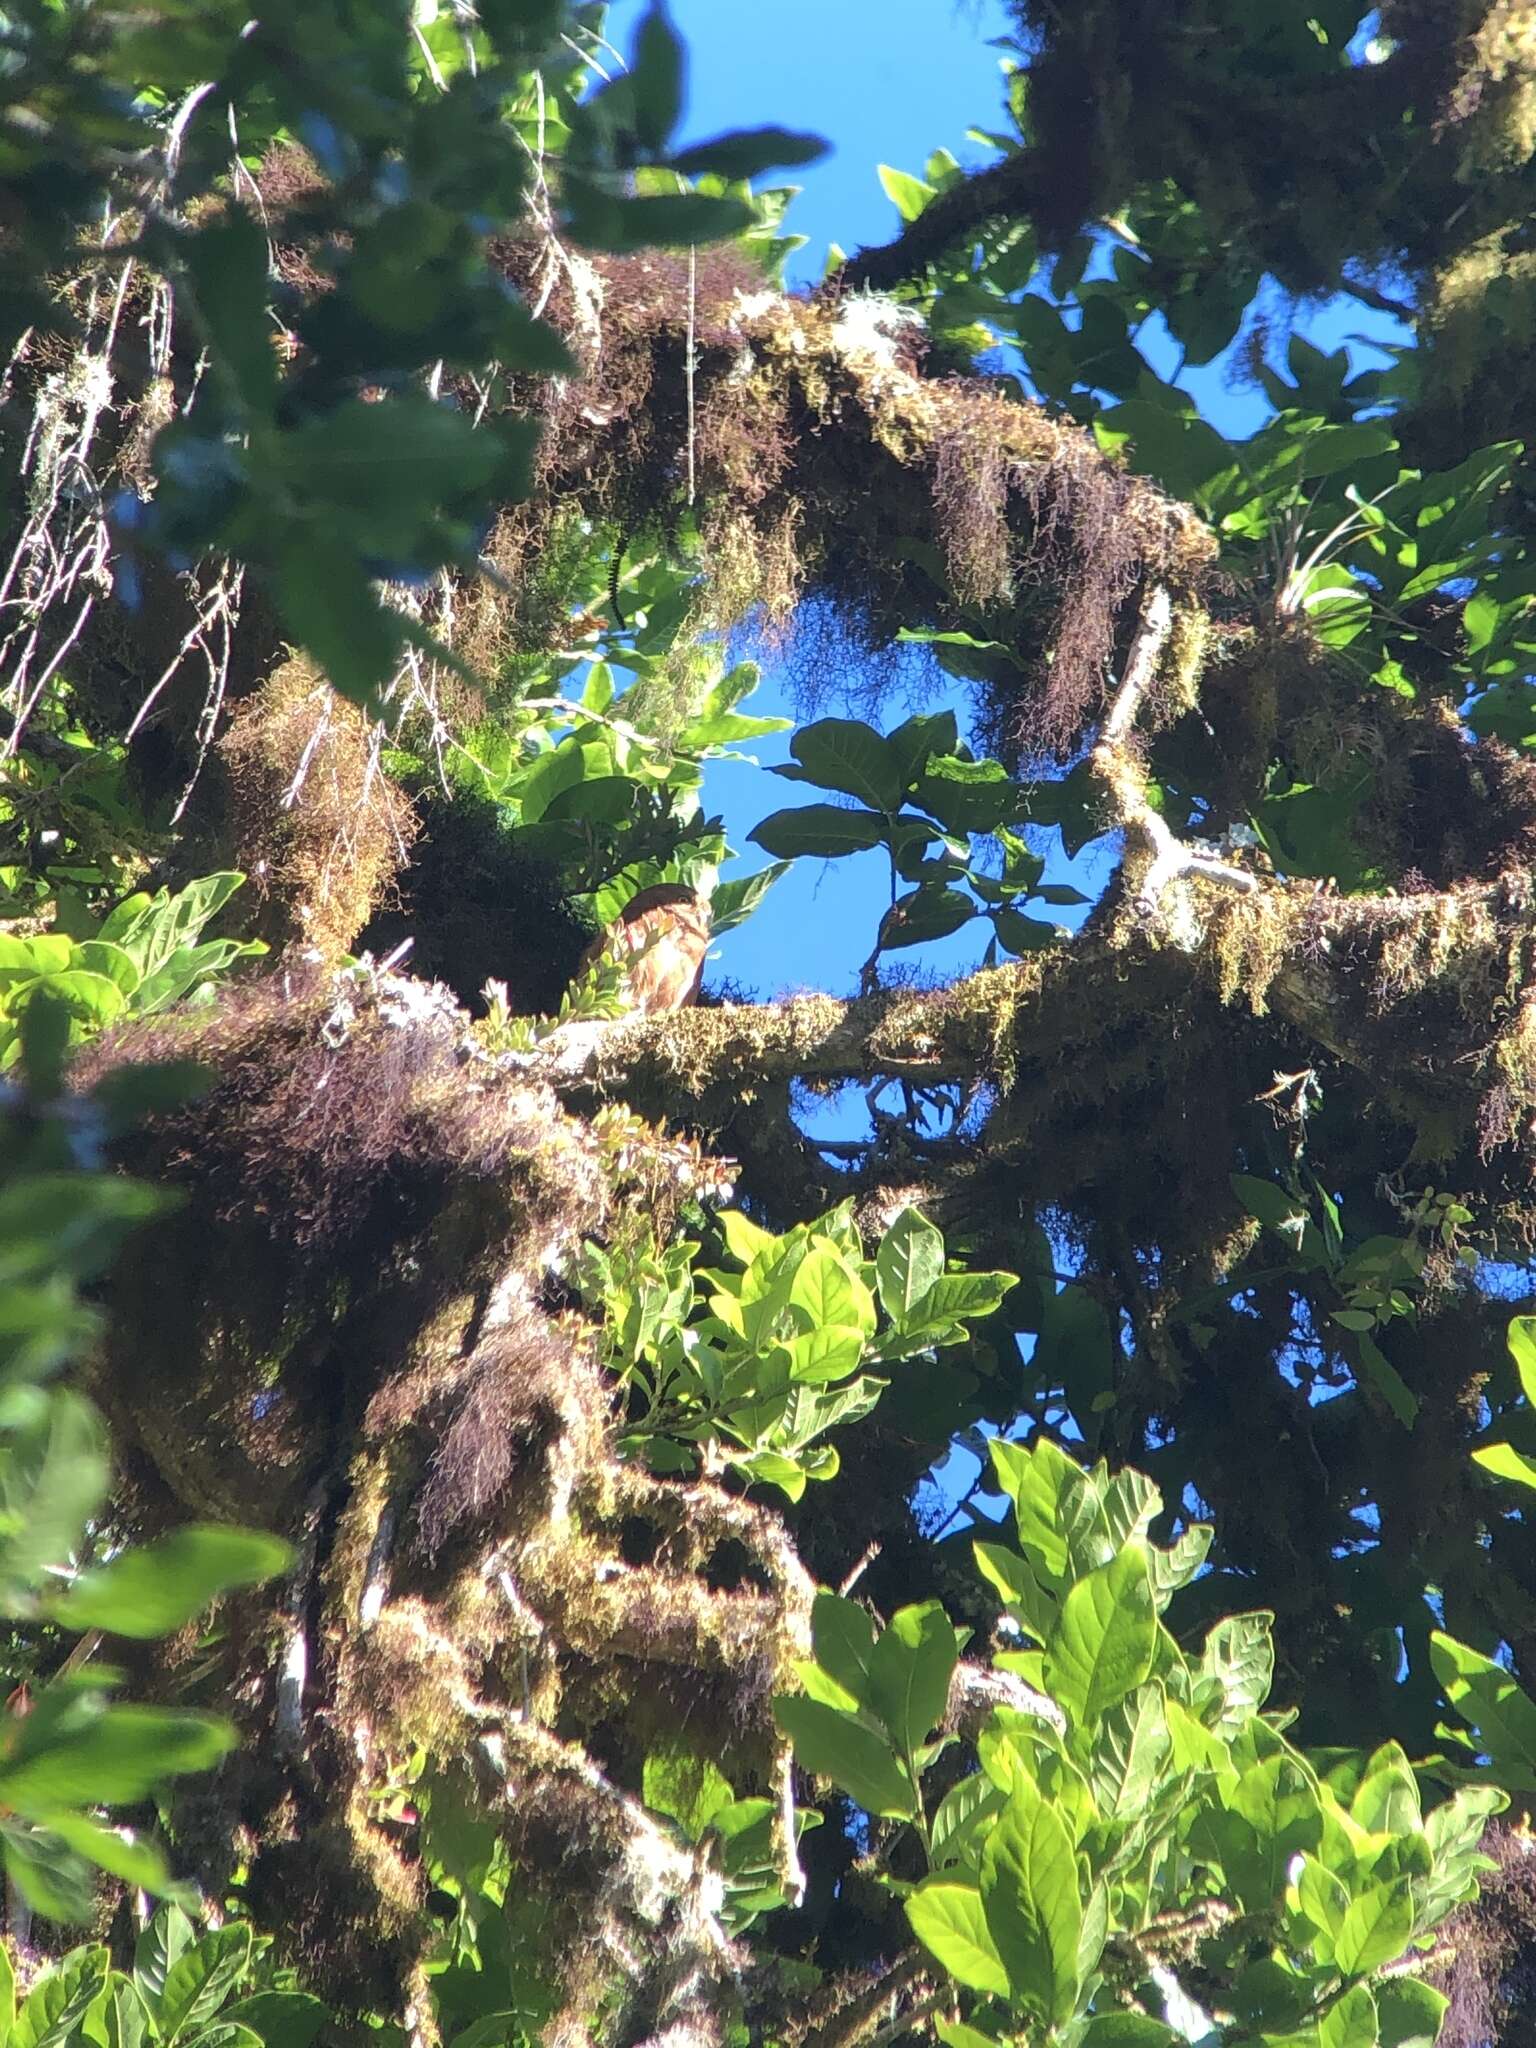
602,1 -> 1408,1004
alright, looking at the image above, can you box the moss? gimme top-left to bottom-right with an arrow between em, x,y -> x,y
1156,601 -> 1211,724
218,655 -> 418,958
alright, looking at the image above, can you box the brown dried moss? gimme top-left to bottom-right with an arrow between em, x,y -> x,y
73,968 -> 809,2023
217,655 -> 418,957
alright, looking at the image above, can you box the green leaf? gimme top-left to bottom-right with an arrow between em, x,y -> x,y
564,187 -> 757,252
980,1776 -> 1082,2025
276,536 -> 399,705
1509,1315 -> 1536,1405
1301,422 -> 1397,477
878,165 -> 937,221
710,864 -> 791,935
1333,1886 -> 1414,1978
1319,1984 -> 1380,2048
642,1742 -> 734,1842
809,1593 -> 877,1709
1199,1611 -> 1276,1730
1432,1631 -> 1536,1788
1375,1978 -> 1448,2048
772,1696 -> 916,1818
1474,1441 -> 1536,1489
1356,1335 -> 1420,1430
776,719 -> 903,810
0,1391 -> 110,1604
747,805 -> 887,859
669,128 -> 827,179
866,1602 -> 959,1753
1093,400 -> 1239,504
1231,1173 -> 1306,1236
1044,1542 -> 1158,1728
0,1706 -> 235,1816
136,1905 -> 197,2007
788,1245 -> 875,1343
158,1924 -> 252,2045
1079,2021 -> 1181,2048
880,887 -> 975,949
182,211 -> 278,410
10,1946 -> 108,2048
47,1814 -> 175,1894
630,2 -> 684,151
222,1995 -> 327,2048
47,1525 -> 290,1638
935,2024 -> 1002,2048
876,1208 -> 945,1326
906,1883 -> 1012,1997
989,1437 -> 1082,1587
913,754 -> 1021,835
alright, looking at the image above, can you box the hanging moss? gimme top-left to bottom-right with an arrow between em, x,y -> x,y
216,655 -> 419,958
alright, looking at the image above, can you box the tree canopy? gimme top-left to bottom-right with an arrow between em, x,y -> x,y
7,4 -> 1536,2048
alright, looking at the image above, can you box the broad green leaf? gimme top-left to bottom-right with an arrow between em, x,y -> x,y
137,1905 -> 197,2007
980,1775 -> 1082,2025
1092,1685 -> 1172,1819
222,1993 -> 328,2048
1319,1984 -> 1379,2048
906,1883 -> 1011,1996
1375,1978 -> 1448,2048
642,1743 -> 734,1842
930,1771 -> 1006,1869
0,1706 -> 235,1815
719,1211 -> 778,1267
1356,1335 -> 1420,1430
1080,2020 -> 1181,2048
935,2024 -> 1001,2048
669,128 -> 828,180
47,1525 -> 290,1638
788,1245 -> 875,1342
181,2028 -> 262,2048
1198,1753 -> 1323,1911
1231,1173 -> 1306,1236
47,1813 -> 175,1893
1198,1611 -> 1276,1731
880,885 -> 975,949
10,1946 -> 108,2048
158,1924 -> 252,2044
106,1982 -> 149,2048
1432,1631 -> 1536,1787
1294,1853 -> 1351,1942
710,865 -> 790,935
1044,1543 -> 1157,1729
809,1593 -> 877,1709
776,718 -> 903,811
1474,1441 -> 1536,1489
1509,1315 -> 1536,1405
772,1697 -> 915,1818
0,1390 -> 110,1602
748,805 -> 887,859
876,1209 -> 944,1326
866,1602 -> 959,1754
1333,1886 -> 1414,1978
989,1437 -> 1083,1587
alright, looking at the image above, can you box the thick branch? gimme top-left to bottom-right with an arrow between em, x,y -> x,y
1092,585 -> 1260,914
539,972 -> 1028,1097
535,874 -> 1533,1154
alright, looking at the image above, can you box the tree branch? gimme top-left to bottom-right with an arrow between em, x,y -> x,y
1091,584 -> 1260,917
835,151 -> 1054,292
